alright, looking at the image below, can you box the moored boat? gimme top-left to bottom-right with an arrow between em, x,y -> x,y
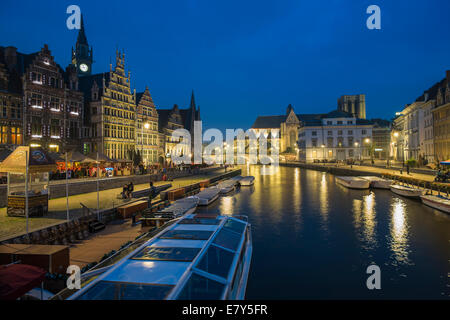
195,186 -> 221,205
360,176 -> 393,189
335,176 -> 370,189
230,175 -> 243,186
217,179 -> 236,194
66,213 -> 253,300
420,194 -> 450,213
390,184 -> 423,198
157,196 -> 199,217
240,176 -> 255,186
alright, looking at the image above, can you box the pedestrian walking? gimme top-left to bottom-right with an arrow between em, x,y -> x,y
406,163 -> 410,175
148,181 -> 156,209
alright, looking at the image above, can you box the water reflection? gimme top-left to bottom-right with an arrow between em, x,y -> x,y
220,195 -> 233,215
318,173 -> 329,232
389,198 -> 411,265
199,165 -> 449,299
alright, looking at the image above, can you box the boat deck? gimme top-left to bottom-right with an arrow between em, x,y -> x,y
68,213 -> 251,300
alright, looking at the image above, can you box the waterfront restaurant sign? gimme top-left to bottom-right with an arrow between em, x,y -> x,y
170,121 -> 279,175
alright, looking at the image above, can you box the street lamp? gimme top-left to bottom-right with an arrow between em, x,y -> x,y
141,122 -> 150,164
321,144 -> 325,160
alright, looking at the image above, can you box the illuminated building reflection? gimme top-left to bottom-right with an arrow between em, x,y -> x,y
389,198 -> 411,265
352,192 -> 377,250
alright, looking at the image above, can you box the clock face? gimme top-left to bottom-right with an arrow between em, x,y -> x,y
80,63 -> 89,72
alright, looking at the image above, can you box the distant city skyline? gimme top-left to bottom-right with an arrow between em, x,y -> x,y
1,0 -> 449,133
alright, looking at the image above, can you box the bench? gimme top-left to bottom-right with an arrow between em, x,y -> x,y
89,220 -> 106,233
167,188 -> 185,201
117,200 -> 148,219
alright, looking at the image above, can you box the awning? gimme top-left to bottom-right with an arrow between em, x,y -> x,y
0,146 -> 57,174
0,264 -> 46,300
87,152 -> 113,162
440,160 -> 450,165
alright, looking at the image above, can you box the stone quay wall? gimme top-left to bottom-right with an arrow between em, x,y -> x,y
0,166 -> 221,207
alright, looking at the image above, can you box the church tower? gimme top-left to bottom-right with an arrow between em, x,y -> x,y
71,14 -> 93,76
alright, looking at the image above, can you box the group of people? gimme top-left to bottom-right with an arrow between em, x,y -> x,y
121,181 -> 134,199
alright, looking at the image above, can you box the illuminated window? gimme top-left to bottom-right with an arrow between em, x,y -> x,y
1,126 -> 8,144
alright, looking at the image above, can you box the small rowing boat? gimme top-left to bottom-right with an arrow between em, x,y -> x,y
390,185 -> 423,198
335,176 -> 370,189
217,179 -> 236,194
239,176 -> 255,186
195,186 -> 221,205
360,176 -> 393,189
420,194 -> 450,213
230,175 -> 243,186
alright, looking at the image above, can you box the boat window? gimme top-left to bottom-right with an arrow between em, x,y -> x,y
160,229 -> 213,240
212,228 -> 242,252
176,273 -> 225,300
229,242 -> 246,299
223,219 -> 246,234
196,244 -> 235,279
132,247 -> 201,262
75,281 -> 174,300
179,218 -> 221,225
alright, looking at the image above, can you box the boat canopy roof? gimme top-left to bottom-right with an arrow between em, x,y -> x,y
68,213 -> 250,300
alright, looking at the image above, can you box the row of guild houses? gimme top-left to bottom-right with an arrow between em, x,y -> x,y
251,95 -> 391,163
391,70 -> 450,165
0,15 -> 200,166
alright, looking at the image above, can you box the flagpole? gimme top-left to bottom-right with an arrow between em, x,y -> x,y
65,152 -> 69,221
25,150 -> 29,236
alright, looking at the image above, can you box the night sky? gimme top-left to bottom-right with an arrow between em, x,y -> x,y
1,0 -> 449,133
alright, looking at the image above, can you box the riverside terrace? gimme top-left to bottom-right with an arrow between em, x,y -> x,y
0,166 -> 236,241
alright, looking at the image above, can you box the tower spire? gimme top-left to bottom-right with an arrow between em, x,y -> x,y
190,90 -> 196,110
72,13 -> 93,76
76,14 -> 88,45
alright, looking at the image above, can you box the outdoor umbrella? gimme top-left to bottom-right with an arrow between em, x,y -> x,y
0,264 -> 46,300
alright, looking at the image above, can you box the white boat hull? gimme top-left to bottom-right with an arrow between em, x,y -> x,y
420,195 -> 450,213
219,186 -> 235,194
197,193 -> 219,206
372,180 -> 392,189
240,176 -> 255,186
336,176 -> 370,189
390,185 -> 422,198
360,176 -> 393,189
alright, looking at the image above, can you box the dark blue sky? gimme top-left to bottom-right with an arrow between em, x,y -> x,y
1,0 -> 449,132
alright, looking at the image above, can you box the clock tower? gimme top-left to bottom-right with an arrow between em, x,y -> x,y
71,14 -> 93,76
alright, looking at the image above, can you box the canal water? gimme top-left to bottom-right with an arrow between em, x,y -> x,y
197,165 -> 450,299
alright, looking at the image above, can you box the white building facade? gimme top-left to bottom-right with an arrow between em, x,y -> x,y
297,110 -> 374,162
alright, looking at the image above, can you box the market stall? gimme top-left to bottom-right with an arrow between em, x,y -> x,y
0,146 -> 56,217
